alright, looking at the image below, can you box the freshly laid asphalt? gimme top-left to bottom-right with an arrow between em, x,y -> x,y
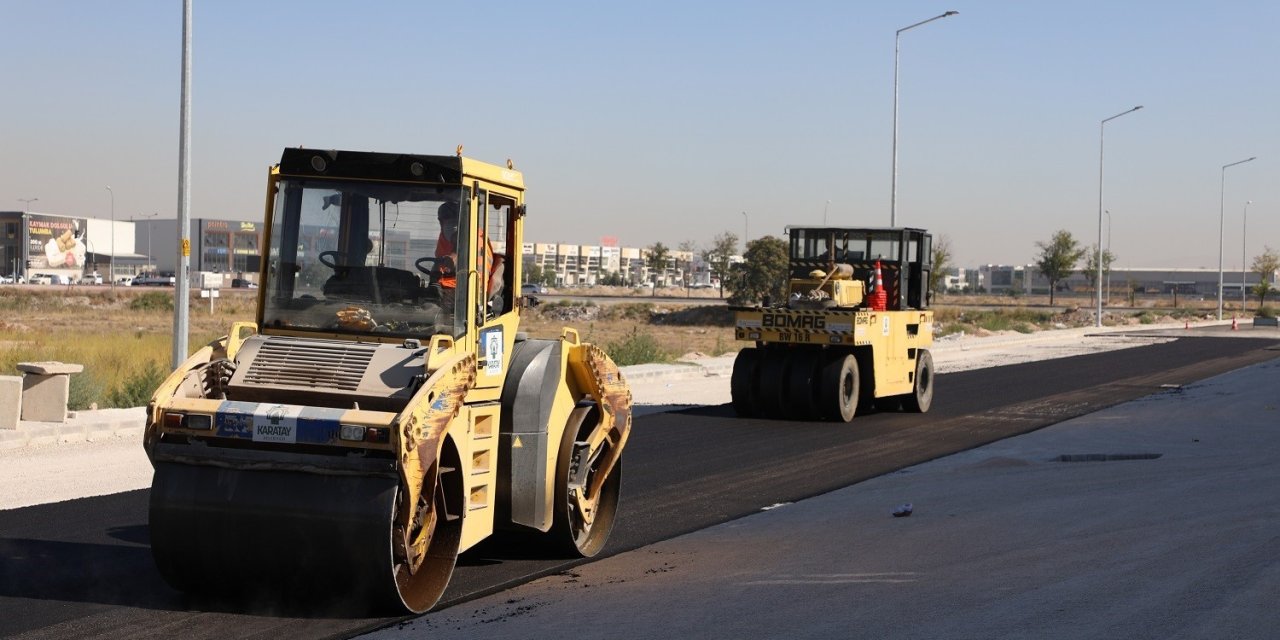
366,329 -> 1280,640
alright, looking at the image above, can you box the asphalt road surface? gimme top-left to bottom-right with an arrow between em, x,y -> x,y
1,337 -> 1276,640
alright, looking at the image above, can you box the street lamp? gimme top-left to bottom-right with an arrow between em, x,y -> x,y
823,200 -> 831,226
105,185 -> 115,290
891,10 -> 958,227
15,199 -> 37,279
137,212 -> 159,272
1218,156 -> 1255,320
1095,105 -> 1143,327
1105,209 -> 1112,304
741,211 -> 749,246
1241,200 -> 1252,311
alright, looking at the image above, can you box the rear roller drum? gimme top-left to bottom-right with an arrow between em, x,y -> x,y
819,353 -> 859,422
549,404 -> 622,557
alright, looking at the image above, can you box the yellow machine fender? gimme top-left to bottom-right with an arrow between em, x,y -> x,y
393,352 -> 475,581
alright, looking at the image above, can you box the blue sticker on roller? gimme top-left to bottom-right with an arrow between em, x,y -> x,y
214,401 -> 345,444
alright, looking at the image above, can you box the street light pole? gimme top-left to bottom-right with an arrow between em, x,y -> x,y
823,200 -> 830,226
1096,105 -> 1142,328
1218,156 -> 1255,320
891,10 -> 958,227
105,185 -> 115,290
1105,209 -> 1112,304
1242,200 -> 1252,311
138,212 -> 159,273
741,211 -> 748,246
16,199 -> 37,280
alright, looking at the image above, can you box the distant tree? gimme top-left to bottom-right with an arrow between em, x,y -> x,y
677,239 -> 698,287
1252,245 -> 1279,307
929,235 -> 952,302
646,242 -> 671,286
524,263 -> 543,284
1080,246 -> 1117,298
1034,230 -> 1087,305
728,235 -> 789,306
701,231 -> 739,299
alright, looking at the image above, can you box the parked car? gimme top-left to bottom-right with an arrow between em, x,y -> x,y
79,273 -> 104,285
115,276 -> 134,286
30,273 -> 70,285
521,283 -> 547,295
231,278 -> 258,289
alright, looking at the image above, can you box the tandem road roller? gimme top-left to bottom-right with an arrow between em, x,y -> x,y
144,148 -> 632,613
731,226 -> 935,421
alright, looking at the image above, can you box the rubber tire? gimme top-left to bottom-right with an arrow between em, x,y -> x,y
902,349 -> 935,413
730,348 -> 761,417
755,350 -> 789,419
785,350 -> 821,421
819,353 -> 859,422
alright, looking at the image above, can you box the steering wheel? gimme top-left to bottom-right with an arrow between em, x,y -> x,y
319,250 -> 345,269
414,256 -> 441,275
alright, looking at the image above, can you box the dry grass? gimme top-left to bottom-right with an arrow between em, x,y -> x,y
0,287 -> 259,409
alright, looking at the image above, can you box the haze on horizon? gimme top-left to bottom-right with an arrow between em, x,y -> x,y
2,1 -> 1277,271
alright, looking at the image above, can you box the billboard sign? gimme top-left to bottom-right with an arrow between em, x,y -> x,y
27,214 -> 89,270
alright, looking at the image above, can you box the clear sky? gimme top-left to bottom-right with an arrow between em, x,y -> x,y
2,1 -> 1277,270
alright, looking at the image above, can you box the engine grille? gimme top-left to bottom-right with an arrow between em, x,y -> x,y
241,337 -> 376,391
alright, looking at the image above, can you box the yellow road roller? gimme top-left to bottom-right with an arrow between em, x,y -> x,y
144,148 -> 632,613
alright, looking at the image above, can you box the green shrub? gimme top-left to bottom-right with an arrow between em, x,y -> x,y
131,292 -> 174,311
67,372 -> 105,411
606,328 -> 670,366
1259,305 -> 1277,319
107,362 -> 167,408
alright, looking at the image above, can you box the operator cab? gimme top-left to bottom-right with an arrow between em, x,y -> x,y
260,149 -> 518,340
787,226 -> 933,310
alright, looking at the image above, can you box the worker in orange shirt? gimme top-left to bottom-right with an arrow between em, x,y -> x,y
435,201 -> 505,311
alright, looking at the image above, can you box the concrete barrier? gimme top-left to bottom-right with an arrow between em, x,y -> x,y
0,375 -> 21,430
17,362 -> 84,423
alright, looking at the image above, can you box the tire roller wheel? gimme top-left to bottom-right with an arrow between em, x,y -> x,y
730,348 -> 761,417
754,349 -> 789,419
549,403 -> 622,557
785,350 -> 821,421
150,455 -> 463,614
819,353 -> 859,422
901,349 -> 935,413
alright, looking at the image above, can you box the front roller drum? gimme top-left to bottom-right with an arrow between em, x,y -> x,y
149,462 -> 461,614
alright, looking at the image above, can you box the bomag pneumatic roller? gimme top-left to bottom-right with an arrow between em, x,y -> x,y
144,148 -> 632,613
730,226 -> 935,422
